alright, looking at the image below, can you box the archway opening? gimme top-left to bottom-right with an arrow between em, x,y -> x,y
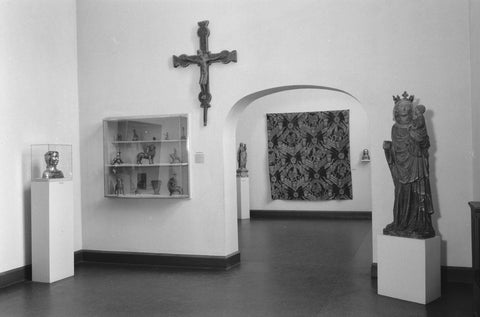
222,85 -> 371,254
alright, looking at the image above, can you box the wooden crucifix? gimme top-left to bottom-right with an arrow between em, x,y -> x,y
173,20 -> 237,126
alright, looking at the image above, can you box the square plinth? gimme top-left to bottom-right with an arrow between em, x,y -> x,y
31,180 -> 74,283
377,234 -> 441,304
237,177 -> 250,219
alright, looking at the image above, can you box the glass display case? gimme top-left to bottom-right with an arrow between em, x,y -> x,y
103,115 -> 190,198
31,144 -> 73,181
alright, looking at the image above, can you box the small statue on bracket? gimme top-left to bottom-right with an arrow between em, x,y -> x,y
137,145 -> 156,164
42,151 -> 64,179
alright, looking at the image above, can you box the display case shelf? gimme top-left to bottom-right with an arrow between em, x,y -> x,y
103,115 -> 190,199
106,163 -> 189,167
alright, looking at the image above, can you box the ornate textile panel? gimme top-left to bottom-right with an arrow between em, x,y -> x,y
266,110 -> 352,200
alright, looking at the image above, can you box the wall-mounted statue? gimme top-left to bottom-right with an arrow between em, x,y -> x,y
383,91 -> 435,239
236,143 -> 248,177
42,151 -> 64,179
136,145 -> 156,164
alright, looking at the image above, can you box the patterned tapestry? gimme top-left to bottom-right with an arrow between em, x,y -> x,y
266,110 -> 352,200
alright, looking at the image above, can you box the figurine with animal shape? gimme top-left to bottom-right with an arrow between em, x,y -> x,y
137,145 -> 156,164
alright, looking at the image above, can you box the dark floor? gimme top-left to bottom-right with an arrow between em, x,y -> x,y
0,219 -> 477,316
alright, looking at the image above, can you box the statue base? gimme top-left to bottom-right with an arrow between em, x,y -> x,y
236,176 -> 250,219
377,234 -> 441,304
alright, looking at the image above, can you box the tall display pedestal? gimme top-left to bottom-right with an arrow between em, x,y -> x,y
377,234 -> 441,304
31,180 -> 74,283
236,176 -> 250,219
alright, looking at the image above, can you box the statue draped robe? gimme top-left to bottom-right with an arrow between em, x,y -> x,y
383,122 -> 435,238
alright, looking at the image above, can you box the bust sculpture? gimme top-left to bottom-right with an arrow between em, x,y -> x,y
236,143 -> 248,177
42,151 -> 64,179
383,92 -> 435,239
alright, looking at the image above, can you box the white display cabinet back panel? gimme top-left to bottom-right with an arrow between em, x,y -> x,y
103,115 -> 190,199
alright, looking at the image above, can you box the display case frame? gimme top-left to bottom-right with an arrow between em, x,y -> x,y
103,114 -> 190,199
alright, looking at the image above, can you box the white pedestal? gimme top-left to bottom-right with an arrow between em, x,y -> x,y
31,180 -> 74,283
236,177 -> 250,219
377,234 -> 441,304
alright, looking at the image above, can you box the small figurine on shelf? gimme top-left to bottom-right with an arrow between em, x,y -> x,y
181,127 -> 187,140
169,148 -> 182,164
153,137 -> 157,141
111,152 -> 124,165
42,151 -> 64,179
164,132 -> 169,140
167,173 -> 183,196
116,133 -> 123,141
132,129 -> 139,141
114,177 -> 124,196
136,144 -> 156,164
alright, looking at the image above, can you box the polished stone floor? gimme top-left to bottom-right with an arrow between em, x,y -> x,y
0,218 -> 476,316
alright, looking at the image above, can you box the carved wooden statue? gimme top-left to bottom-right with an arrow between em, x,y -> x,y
383,91 -> 435,239
173,21 -> 237,126
236,143 -> 248,177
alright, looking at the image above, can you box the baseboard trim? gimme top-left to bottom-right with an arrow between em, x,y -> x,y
371,262 -> 474,284
80,250 -> 241,270
0,265 -> 31,289
250,210 -> 372,220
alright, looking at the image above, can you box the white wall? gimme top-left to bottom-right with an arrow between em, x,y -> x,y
0,0 -> 81,274
236,88 -> 371,212
471,0 -> 480,200
77,0 -> 473,267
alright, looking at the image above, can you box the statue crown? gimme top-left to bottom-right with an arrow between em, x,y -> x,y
392,91 -> 414,105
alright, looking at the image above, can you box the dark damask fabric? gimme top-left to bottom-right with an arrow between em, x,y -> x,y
266,111 -> 352,200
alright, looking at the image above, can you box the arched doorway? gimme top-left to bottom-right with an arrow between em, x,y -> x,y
222,85 -> 371,254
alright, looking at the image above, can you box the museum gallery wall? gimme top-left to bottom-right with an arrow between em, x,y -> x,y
0,0 -> 472,277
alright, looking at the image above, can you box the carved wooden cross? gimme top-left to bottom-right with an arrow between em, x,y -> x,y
173,21 -> 237,126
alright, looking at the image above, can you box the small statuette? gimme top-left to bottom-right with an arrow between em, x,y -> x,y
236,143 -> 248,177
169,148 -> 182,163
181,127 -> 187,140
114,177 -> 124,196
136,145 -> 156,164
42,151 -> 64,179
111,152 -> 124,165
167,173 -> 183,196
164,132 -> 169,140
153,137 -> 156,141
116,134 -> 123,141
361,149 -> 370,161
132,129 -> 139,141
